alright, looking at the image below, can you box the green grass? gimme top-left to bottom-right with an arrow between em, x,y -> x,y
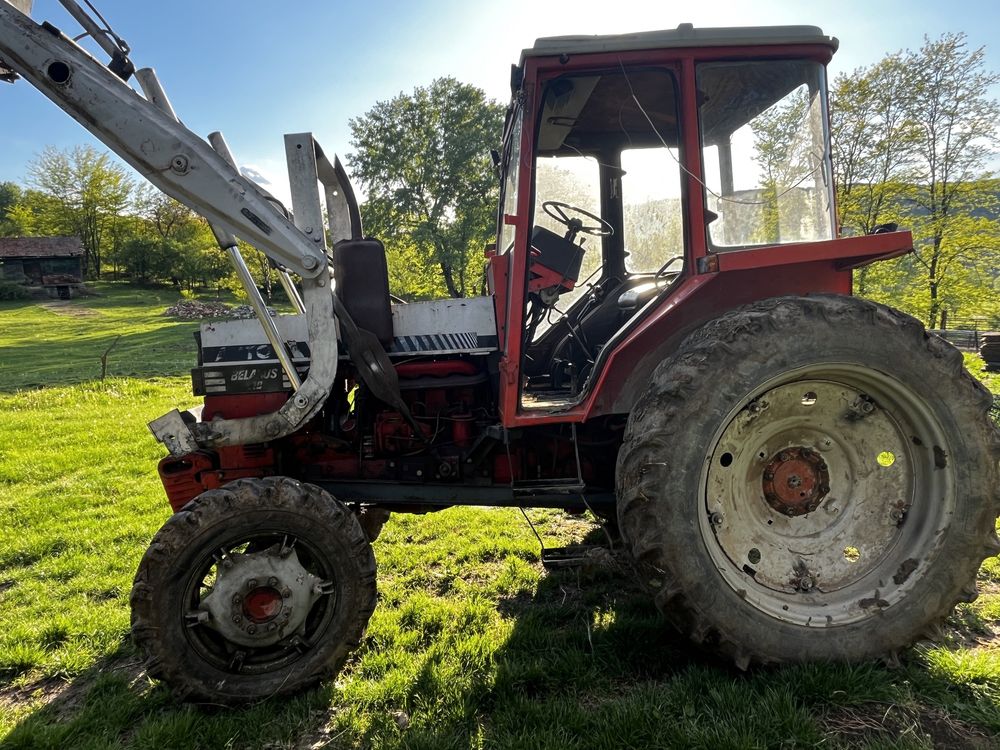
0,282 -> 227,390
1,287 -> 999,748
965,353 -> 1000,411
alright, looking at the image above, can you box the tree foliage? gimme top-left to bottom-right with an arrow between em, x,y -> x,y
126,184 -> 227,289
5,149 -> 233,290
832,33 -> 1000,328
0,181 -> 22,235
751,89 -> 813,243
26,145 -> 134,278
905,34 -> 1000,327
831,53 -> 918,238
348,77 -> 504,298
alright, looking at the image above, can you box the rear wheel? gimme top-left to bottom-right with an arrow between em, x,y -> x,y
131,477 -> 376,703
617,295 -> 1000,666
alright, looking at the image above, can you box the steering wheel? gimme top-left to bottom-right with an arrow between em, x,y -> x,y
542,200 -> 614,238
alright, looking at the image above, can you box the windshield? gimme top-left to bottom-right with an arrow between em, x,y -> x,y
698,59 -> 834,247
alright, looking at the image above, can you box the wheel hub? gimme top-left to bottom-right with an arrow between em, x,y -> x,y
702,375 -> 939,626
243,586 -> 283,623
762,447 -> 830,516
197,547 -> 331,648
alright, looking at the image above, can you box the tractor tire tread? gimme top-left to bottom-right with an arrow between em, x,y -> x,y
130,476 -> 376,704
616,295 -> 1000,668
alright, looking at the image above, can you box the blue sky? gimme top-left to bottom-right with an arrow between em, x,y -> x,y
3,0 -> 1000,198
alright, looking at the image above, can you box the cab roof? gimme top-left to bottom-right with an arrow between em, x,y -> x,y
520,23 -> 838,64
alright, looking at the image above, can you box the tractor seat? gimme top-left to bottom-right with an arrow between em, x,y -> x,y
332,237 -> 394,346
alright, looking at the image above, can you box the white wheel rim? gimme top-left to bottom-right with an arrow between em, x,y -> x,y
702,365 -> 954,627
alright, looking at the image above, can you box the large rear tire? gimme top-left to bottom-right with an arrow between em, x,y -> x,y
131,477 -> 377,704
616,295 -> 1000,666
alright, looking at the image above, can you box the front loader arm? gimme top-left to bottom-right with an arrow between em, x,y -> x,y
0,1 -> 340,450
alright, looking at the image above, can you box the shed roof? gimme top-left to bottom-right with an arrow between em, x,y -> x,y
0,236 -> 84,259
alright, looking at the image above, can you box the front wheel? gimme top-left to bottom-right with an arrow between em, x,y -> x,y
130,477 -> 377,703
617,295 -> 1000,666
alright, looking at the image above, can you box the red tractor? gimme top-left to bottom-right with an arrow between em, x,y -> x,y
3,2 -> 998,704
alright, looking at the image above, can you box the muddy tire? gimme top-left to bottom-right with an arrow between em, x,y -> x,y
131,477 -> 377,704
616,295 -> 1000,666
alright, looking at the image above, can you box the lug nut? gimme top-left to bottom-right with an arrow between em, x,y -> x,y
232,594 -> 242,605
709,512 -> 724,526
268,577 -> 279,587
247,625 -> 257,635
232,614 -> 242,624
281,587 -> 292,598
798,576 -> 815,592
247,578 -> 258,589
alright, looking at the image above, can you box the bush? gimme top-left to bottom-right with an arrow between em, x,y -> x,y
0,281 -> 30,300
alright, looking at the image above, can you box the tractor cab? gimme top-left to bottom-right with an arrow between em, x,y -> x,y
490,26 -> 840,420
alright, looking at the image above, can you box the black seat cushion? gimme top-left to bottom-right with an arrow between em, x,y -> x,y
332,238 -> 393,346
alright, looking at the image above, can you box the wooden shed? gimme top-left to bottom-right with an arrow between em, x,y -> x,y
0,236 -> 84,298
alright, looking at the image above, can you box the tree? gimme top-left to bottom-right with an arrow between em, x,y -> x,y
348,78 -> 504,298
134,183 -> 198,242
0,188 -> 65,238
751,89 -> 811,243
831,54 -> 920,241
27,145 -> 134,278
831,33 -> 1000,327
0,181 -> 22,236
119,236 -> 177,284
830,54 -> 923,297
903,33 -> 1000,328
384,239 -> 449,300
131,183 -> 230,289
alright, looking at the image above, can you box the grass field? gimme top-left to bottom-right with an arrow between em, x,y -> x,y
1,286 -> 999,749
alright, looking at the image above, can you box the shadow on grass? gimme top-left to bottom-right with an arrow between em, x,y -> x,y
3,526 -> 998,750
1,644 -> 342,749
364,526 -> 1000,749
